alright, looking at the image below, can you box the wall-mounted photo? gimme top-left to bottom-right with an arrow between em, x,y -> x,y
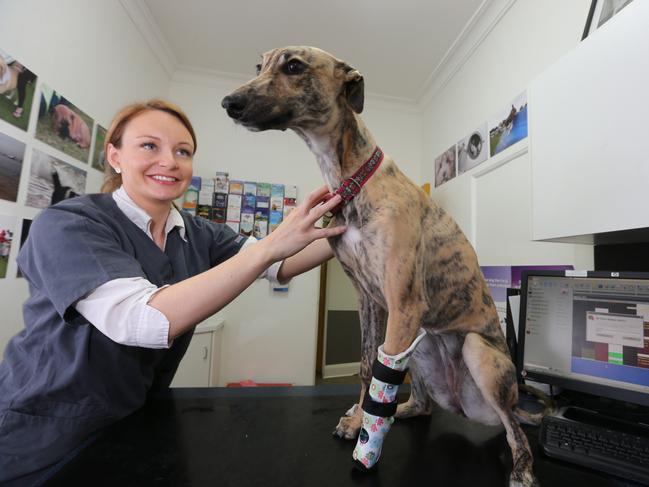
25,148 -> 86,209
434,144 -> 456,187
0,48 -> 37,132
16,218 -> 32,278
91,124 -> 106,172
0,131 -> 26,203
0,213 -> 15,279
458,123 -> 488,174
583,0 -> 634,39
35,84 -> 93,164
489,91 -> 528,157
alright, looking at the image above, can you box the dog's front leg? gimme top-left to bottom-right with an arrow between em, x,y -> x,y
352,299 -> 427,470
333,295 -> 386,440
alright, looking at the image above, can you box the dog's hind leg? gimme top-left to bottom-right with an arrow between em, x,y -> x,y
396,331 -> 467,418
394,356 -> 432,419
462,332 -> 539,487
333,295 -> 386,440
395,331 -> 454,419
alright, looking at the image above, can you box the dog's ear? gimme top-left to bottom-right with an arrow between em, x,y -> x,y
343,67 -> 364,114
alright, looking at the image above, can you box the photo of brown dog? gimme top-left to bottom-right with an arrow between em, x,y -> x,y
35,84 -> 94,164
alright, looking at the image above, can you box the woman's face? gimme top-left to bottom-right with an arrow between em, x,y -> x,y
107,109 -> 194,208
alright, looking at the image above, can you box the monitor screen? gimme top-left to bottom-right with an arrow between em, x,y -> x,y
518,270 -> 649,406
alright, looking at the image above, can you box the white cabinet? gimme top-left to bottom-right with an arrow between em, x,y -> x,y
529,0 -> 649,243
170,318 -> 224,387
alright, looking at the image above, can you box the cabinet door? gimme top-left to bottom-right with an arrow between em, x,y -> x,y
530,0 -> 649,241
170,332 -> 212,387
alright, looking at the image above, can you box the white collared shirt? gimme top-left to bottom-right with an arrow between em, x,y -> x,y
74,186 -> 283,349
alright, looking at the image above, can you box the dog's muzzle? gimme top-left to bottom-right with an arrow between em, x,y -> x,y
221,94 -> 247,121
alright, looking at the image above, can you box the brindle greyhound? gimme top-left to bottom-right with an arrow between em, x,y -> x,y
222,46 -> 544,487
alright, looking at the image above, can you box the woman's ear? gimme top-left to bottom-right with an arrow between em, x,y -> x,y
106,143 -> 121,173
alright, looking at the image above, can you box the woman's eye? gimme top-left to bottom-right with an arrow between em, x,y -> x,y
142,142 -> 156,150
177,148 -> 192,157
284,59 -> 305,75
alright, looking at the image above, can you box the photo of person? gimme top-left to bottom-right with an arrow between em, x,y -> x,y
35,84 -> 94,164
215,171 -> 229,193
0,213 -> 15,279
0,131 -> 26,202
489,91 -> 528,157
25,148 -> 86,209
434,144 -> 457,187
0,48 -> 37,132
458,123 -> 488,174
91,124 -> 106,172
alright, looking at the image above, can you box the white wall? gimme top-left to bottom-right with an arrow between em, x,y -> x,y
0,0 -> 170,355
169,71 -> 422,385
0,0 -> 601,383
422,0 -> 594,270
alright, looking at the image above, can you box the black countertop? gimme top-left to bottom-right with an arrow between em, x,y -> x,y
44,385 -> 640,487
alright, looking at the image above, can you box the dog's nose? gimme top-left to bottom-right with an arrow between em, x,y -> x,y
221,94 -> 247,120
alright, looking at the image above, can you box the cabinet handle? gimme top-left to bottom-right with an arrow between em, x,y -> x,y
202,346 -> 209,360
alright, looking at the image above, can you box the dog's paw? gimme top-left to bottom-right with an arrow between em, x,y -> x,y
509,470 -> 539,487
332,413 -> 362,440
345,403 -> 358,417
394,401 -> 432,419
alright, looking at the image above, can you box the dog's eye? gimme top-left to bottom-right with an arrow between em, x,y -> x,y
283,59 -> 306,75
255,64 -> 262,75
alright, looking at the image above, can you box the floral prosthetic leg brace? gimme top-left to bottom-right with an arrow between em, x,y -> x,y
353,329 -> 426,470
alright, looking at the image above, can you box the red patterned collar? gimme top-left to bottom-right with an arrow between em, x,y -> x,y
328,147 -> 383,214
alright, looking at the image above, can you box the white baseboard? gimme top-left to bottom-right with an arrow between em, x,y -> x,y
322,362 -> 360,379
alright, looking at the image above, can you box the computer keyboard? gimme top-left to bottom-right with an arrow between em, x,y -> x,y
540,414 -> 649,484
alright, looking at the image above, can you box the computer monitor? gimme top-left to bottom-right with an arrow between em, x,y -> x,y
517,270 -> 649,407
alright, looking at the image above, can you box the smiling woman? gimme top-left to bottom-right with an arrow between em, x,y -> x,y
0,98 -> 346,485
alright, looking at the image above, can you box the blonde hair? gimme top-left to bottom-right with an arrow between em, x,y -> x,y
101,99 -> 197,193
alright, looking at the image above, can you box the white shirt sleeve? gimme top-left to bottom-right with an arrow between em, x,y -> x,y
240,236 -> 287,286
75,277 -> 171,349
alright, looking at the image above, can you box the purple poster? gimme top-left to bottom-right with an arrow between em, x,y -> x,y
511,265 -> 574,288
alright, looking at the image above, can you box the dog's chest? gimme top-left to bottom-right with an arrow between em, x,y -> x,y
340,225 -> 363,248
329,218 -> 386,301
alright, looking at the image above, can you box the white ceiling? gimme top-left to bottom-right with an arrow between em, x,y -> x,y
138,0 -> 487,102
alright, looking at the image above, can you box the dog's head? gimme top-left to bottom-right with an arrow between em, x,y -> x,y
57,119 -> 71,140
221,46 -> 364,132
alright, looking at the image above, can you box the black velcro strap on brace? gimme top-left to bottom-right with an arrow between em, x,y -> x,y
361,388 -> 398,417
372,359 -> 408,385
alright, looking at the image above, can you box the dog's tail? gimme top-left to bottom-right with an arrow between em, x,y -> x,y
513,383 -> 556,426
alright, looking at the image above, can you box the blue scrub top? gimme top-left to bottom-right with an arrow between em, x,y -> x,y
0,193 -> 246,482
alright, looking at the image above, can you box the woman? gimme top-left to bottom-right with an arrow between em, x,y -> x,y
0,99 -> 345,486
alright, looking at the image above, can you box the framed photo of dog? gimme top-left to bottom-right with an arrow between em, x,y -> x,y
25,148 -> 86,209
15,218 -> 31,278
582,0 -> 634,39
434,144 -> 456,187
35,84 -> 94,164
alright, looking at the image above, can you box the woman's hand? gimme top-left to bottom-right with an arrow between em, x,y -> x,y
261,185 -> 346,262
